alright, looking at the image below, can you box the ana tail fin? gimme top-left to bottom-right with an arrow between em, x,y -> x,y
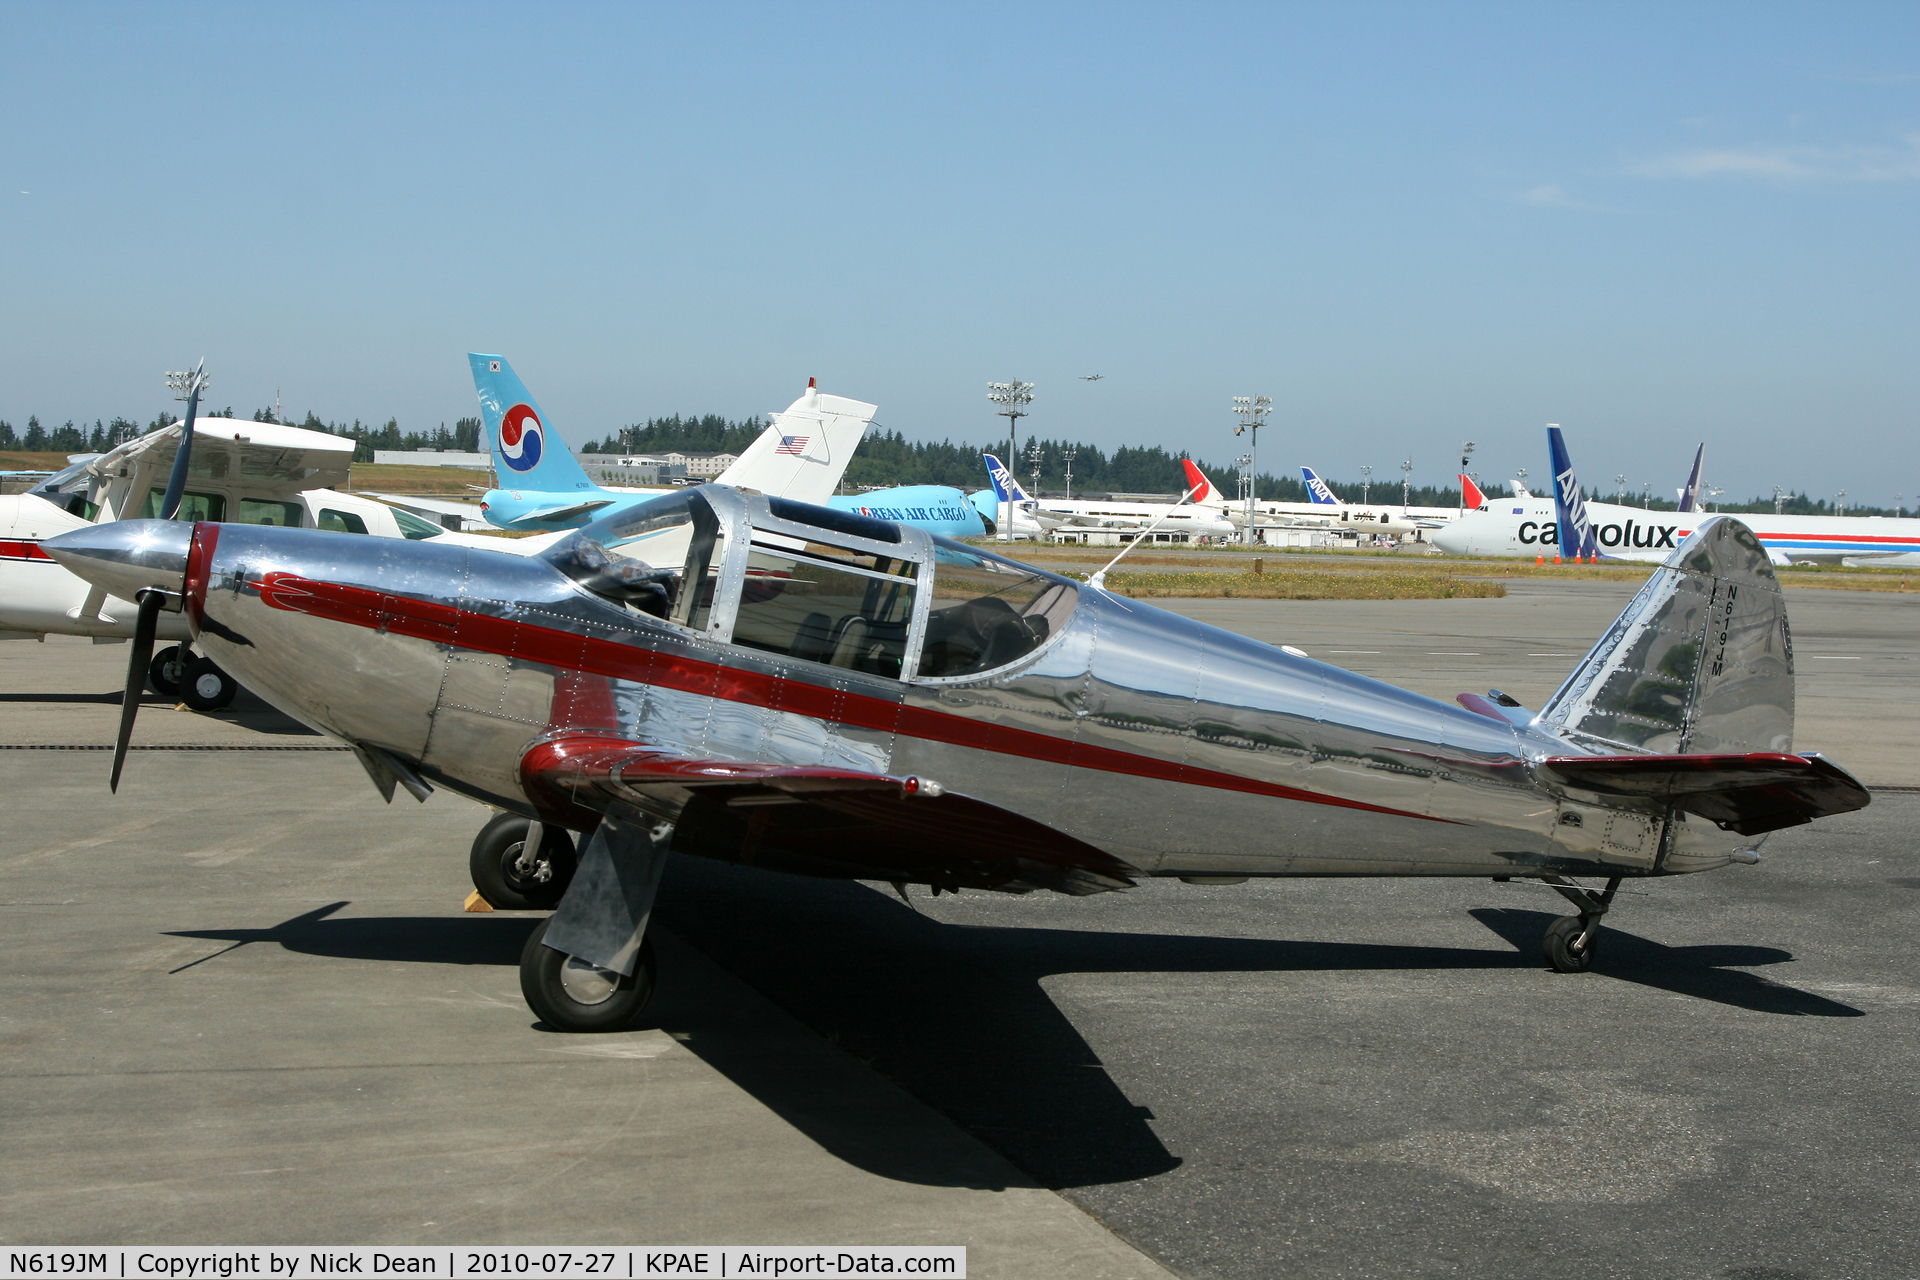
1547,425 -> 1596,560
468,354 -> 597,493
1300,466 -> 1340,505
983,454 -> 1029,502
1536,516 -> 1795,755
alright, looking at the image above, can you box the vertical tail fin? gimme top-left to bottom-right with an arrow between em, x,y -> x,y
1300,466 -> 1340,505
1181,458 -> 1224,505
1536,516 -> 1794,754
983,454 -> 1030,502
1459,473 -> 1486,508
468,354 -> 597,493
1547,426 -> 1597,559
716,378 -> 876,504
1675,444 -> 1706,514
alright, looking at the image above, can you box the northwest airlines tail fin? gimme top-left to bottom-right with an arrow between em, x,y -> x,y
1300,466 -> 1340,505
717,378 -> 877,505
1181,459 -> 1225,506
1547,426 -> 1598,560
1675,444 -> 1706,514
1460,473 -> 1486,508
982,454 -> 1032,503
470,353 -> 598,494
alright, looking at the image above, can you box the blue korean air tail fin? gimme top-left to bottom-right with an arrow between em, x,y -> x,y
1547,426 -> 1596,560
983,454 -> 1030,503
468,353 -> 598,493
1676,443 -> 1706,514
1301,466 -> 1340,505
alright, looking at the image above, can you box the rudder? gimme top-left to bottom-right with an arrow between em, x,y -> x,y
1535,516 -> 1794,755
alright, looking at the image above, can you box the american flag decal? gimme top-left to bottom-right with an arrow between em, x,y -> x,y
776,435 -> 809,455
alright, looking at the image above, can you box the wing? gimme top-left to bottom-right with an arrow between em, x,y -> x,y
521,735 -> 1138,895
1537,751 -> 1870,836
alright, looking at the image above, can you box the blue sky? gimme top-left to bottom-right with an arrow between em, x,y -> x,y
3,2 -> 1915,502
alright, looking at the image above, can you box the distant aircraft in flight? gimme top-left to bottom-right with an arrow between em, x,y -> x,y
1080,374 -> 1104,381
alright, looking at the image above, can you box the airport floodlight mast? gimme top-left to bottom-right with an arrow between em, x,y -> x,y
1642,481 -> 1652,509
1459,441 -> 1475,514
1835,490 -> 1847,517
1898,493 -> 1905,518
1063,448 -> 1077,501
1236,454 -> 1254,506
1708,485 -> 1724,513
1027,440 -> 1044,495
1359,464 -> 1372,504
161,360 -> 210,522
987,381 -> 1034,543
1400,457 -> 1414,512
1615,473 -> 1628,502
1774,485 -> 1787,515
1515,467 -> 1528,496
1231,395 -> 1272,546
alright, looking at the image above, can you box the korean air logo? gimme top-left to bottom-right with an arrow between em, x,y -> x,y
500,403 -> 544,473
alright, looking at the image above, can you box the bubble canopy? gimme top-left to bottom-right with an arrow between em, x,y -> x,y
544,486 -> 1077,680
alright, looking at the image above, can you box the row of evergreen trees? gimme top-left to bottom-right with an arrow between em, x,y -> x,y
0,406 -> 1892,517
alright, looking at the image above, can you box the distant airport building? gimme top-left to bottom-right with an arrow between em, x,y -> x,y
371,449 -> 492,469
578,453 -> 695,486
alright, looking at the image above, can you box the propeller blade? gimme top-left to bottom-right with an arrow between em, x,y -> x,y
111,590 -> 166,793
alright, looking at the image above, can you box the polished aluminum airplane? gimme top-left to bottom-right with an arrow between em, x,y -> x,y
47,477 -> 1868,1031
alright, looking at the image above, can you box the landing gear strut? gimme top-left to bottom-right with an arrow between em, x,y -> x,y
518,806 -> 671,1032
1541,875 -> 1622,973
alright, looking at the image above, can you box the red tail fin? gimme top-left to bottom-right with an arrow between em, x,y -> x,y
1181,458 -> 1215,503
1459,473 -> 1485,507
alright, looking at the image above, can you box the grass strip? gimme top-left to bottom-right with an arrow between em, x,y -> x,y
1100,568 -> 1505,600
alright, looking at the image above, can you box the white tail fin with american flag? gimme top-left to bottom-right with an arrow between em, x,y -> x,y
716,377 -> 877,504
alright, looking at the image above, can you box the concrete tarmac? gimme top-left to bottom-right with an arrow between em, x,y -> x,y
3,575 -> 1915,1276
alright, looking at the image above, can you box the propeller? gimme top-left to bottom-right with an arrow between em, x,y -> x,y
110,361 -> 208,789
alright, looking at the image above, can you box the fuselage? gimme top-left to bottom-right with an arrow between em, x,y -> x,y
1434,497 -> 1920,564
128,487 -> 1751,881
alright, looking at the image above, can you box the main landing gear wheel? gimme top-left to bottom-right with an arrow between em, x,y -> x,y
180,657 -> 238,711
520,918 -> 656,1033
148,645 -> 190,698
1543,915 -> 1597,973
469,813 -> 578,910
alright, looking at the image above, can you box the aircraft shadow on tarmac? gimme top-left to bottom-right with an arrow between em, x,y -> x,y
0,688 -> 321,734
161,866 -> 1863,1193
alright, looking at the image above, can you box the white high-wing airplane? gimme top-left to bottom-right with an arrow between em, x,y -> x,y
0,416 -> 526,706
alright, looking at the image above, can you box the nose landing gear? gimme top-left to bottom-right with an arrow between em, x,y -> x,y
1540,875 -> 1622,973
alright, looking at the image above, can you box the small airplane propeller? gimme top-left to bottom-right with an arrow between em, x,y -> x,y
111,361 -> 208,792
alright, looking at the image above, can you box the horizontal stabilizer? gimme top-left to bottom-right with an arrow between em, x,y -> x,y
521,736 -> 1138,894
516,498 -> 615,524
1537,751 -> 1868,836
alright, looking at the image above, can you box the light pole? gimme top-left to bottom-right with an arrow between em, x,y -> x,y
1708,485 -> 1724,513
1232,395 -> 1272,547
1897,494 -> 1905,519
1615,473 -> 1627,503
1063,448 -> 1077,502
1400,457 -> 1413,512
1515,467 -> 1528,497
1836,489 -> 1847,517
1359,465 -> 1372,504
987,381 -> 1033,542
1642,481 -> 1652,509
1459,441 -> 1475,515
1027,440 -> 1044,496
1773,486 -> 1786,515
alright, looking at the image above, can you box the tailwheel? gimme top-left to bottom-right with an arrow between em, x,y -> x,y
1543,915 -> 1597,973
469,813 -> 578,910
519,918 -> 656,1032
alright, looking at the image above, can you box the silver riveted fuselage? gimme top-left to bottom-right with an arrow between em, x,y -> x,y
178,487 -> 1743,882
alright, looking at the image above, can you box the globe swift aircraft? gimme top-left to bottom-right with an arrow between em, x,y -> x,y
49,419 -> 1869,1032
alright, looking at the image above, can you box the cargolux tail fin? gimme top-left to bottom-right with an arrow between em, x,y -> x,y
1675,443 -> 1706,514
1537,516 -> 1794,755
1547,426 -> 1598,560
716,377 -> 877,504
1300,466 -> 1340,505
469,354 -> 600,494
1459,473 -> 1486,508
1181,458 -> 1226,506
983,454 -> 1032,503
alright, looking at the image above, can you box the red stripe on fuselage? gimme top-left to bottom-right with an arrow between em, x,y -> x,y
0,540 -> 52,562
251,572 -> 1444,822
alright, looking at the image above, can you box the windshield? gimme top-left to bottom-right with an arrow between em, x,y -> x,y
917,540 -> 1077,679
547,491 -> 710,622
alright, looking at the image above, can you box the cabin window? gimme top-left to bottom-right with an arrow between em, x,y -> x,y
731,539 -> 916,677
391,508 -> 444,540
916,543 -> 1077,679
236,498 -> 303,528
318,508 -> 370,534
140,490 -> 226,523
